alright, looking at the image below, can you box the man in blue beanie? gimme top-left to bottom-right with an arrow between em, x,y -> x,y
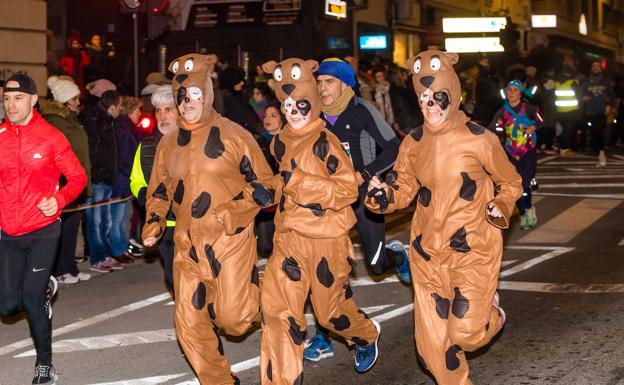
303,58 -> 408,362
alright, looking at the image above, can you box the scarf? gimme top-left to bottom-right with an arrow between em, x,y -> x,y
321,87 -> 355,116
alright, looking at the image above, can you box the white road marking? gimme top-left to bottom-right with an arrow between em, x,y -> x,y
88,373 -> 186,385
305,304 -> 395,326
0,292 -> 171,357
537,155 -> 558,164
15,329 -> 177,357
533,192 -> 624,200
499,247 -> 575,278
543,161 -> 624,166
519,198 -> 622,243
613,154 -> 624,161
371,303 -> 414,323
501,259 -> 518,267
537,174 -> 624,180
498,281 -> 624,293
350,275 -> 400,287
539,182 -> 624,188
165,301 -> 174,306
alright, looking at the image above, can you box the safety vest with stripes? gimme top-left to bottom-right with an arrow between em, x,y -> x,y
554,79 -> 580,113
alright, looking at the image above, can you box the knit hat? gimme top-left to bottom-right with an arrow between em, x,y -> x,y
317,58 -> 356,88
219,67 -> 245,90
47,76 -> 80,103
506,79 -> 523,91
86,79 -> 117,98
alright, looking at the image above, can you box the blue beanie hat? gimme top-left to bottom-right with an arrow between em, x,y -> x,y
317,58 -> 356,88
506,79 -> 524,91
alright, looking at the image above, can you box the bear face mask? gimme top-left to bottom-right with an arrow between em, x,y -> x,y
262,58 -> 320,130
169,53 -> 217,126
408,50 -> 467,133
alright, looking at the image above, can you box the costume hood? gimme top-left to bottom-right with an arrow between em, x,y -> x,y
262,58 -> 321,130
408,50 -> 468,133
169,53 -> 217,129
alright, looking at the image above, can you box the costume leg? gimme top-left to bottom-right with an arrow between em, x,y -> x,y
210,226 -> 260,336
172,231 -> 234,385
446,247 -> 503,353
308,235 -> 378,345
260,232 -> 310,385
411,251 -> 472,385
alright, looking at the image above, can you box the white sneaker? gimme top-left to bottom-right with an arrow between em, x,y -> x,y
76,272 -> 92,281
57,273 -> 79,284
103,257 -> 124,270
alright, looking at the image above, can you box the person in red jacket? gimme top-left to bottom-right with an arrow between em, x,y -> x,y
0,73 -> 87,385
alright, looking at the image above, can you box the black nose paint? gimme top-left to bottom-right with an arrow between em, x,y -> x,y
420,76 -> 434,88
282,84 -> 296,95
296,99 -> 311,116
427,100 -> 435,107
433,91 -> 450,110
176,74 -> 188,84
177,87 -> 187,106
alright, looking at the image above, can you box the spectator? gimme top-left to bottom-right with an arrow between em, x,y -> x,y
41,76 -> 94,284
130,85 -> 178,293
254,102 -> 285,259
82,90 -> 125,273
0,80 -> 4,122
473,56 -> 503,126
344,55 -> 374,102
373,67 -> 395,127
248,82 -> 274,121
110,96 -> 142,265
220,66 -> 261,134
85,34 -> 105,81
537,68 -> 558,154
581,60 -> 614,167
58,32 -> 89,93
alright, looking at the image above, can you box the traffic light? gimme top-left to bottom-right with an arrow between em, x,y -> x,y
147,0 -> 170,40
499,18 -> 520,51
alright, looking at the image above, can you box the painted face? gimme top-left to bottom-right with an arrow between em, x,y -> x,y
283,96 -> 312,130
263,106 -> 283,135
3,81 -> 37,125
155,103 -> 178,135
419,89 -> 451,127
177,87 -> 204,124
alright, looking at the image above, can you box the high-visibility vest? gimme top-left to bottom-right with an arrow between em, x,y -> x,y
554,79 -> 580,113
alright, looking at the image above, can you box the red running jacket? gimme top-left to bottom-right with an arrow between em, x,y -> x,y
0,110 -> 87,236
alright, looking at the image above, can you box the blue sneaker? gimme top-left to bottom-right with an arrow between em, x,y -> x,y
303,332 -> 334,362
354,320 -> 381,373
387,240 -> 411,284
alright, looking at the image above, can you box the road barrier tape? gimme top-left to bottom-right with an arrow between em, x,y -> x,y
62,196 -> 133,213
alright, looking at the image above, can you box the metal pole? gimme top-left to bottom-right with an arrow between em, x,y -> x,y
279,47 -> 283,62
133,11 -> 139,97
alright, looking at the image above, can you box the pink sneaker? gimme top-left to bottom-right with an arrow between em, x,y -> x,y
103,257 -> 125,271
492,292 -> 506,327
90,261 -> 111,273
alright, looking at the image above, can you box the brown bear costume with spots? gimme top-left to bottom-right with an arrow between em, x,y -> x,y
143,53 -> 275,385
365,50 -> 522,384
258,58 -> 380,385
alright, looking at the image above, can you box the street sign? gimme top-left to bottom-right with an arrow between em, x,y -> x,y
444,37 -> 504,53
442,17 -> 507,33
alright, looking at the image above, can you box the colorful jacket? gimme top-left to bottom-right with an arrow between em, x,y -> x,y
489,102 -> 543,159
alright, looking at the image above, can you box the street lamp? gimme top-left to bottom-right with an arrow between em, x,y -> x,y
119,0 -> 143,97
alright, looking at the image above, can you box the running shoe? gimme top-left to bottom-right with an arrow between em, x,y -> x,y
303,332 -> 334,362
387,240 -> 411,284
32,363 -> 58,384
354,320 -> 381,373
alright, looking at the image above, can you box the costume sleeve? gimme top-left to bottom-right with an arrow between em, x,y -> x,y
143,140 -> 173,241
481,131 -> 523,229
365,136 -> 419,214
130,144 -> 148,205
283,132 -> 358,211
359,99 -> 400,175
212,131 -> 276,235
52,134 -> 88,209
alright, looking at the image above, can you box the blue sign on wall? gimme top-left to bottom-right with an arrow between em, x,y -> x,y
359,35 -> 387,50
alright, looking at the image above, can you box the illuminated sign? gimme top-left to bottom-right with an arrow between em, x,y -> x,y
360,35 -> 387,50
325,0 -> 347,18
442,17 -> 507,33
579,13 -> 588,35
531,14 -> 557,28
444,37 -> 504,53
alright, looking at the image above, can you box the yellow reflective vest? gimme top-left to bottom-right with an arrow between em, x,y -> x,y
554,79 -> 580,113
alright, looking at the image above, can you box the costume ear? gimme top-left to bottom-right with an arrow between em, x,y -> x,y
262,60 -> 278,74
405,57 -> 415,71
304,60 -> 319,72
205,54 -> 218,65
445,52 -> 459,66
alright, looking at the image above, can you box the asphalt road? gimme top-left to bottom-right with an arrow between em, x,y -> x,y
2,149 -> 624,385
